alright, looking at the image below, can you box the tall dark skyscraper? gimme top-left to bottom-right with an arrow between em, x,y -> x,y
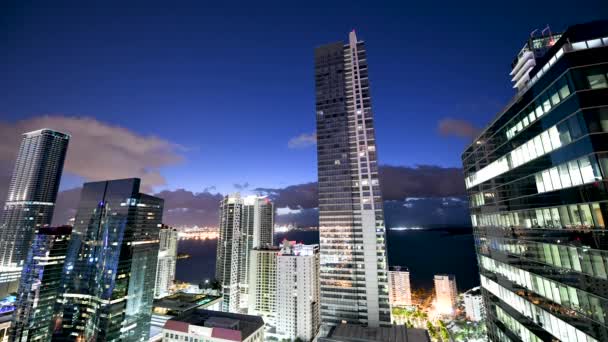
54,178 -> 163,342
462,21 -> 608,342
216,194 -> 274,313
0,129 -> 69,297
10,225 -> 72,342
314,31 -> 390,327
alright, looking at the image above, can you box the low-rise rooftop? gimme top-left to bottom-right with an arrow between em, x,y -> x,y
318,324 -> 430,342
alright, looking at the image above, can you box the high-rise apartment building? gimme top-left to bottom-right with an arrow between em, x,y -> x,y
216,194 -> 274,313
54,178 -> 163,341
463,287 -> 485,322
0,129 -> 69,296
155,225 -> 178,299
247,246 -> 279,325
315,30 -> 390,327
388,266 -> 412,307
276,241 -> 320,342
10,226 -> 72,341
434,274 -> 457,316
462,21 -> 608,341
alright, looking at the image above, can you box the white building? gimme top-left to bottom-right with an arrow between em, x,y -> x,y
155,225 -> 178,299
434,274 -> 457,316
216,194 -> 274,313
463,286 -> 485,322
247,247 -> 279,326
276,241 -> 320,341
162,309 -> 264,342
388,266 -> 412,307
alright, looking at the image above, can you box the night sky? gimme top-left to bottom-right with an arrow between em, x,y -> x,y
1,0 -> 606,196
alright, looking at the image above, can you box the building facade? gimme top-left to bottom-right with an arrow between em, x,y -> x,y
463,287 -> 485,322
276,241 -> 320,342
247,246 -> 278,326
216,194 -> 274,313
388,266 -> 412,307
54,178 -> 163,341
315,30 -> 390,327
462,21 -> 608,341
0,296 -> 14,342
155,225 -> 178,299
0,129 -> 69,296
434,274 -> 457,316
161,309 -> 264,342
10,226 -> 72,342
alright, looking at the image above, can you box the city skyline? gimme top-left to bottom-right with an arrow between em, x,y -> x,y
1,1 -> 604,200
1,3 -> 608,342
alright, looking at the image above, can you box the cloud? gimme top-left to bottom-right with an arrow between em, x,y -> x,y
233,182 -> 250,190
254,182 -> 318,209
154,189 -> 223,227
287,132 -> 316,149
276,206 -> 303,216
0,116 -> 184,192
437,118 -> 481,140
379,165 -> 466,200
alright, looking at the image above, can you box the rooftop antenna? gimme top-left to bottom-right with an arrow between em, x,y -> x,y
530,29 -> 538,38
542,25 -> 556,45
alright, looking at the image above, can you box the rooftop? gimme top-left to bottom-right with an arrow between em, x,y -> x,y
319,324 -> 430,342
163,309 -> 264,341
153,292 -> 221,315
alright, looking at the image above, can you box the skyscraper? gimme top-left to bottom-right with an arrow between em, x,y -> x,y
315,30 -> 390,327
463,21 -> 608,341
54,178 -> 163,341
0,129 -> 69,296
433,274 -> 457,316
216,194 -> 274,313
154,225 -> 178,299
10,226 -> 72,342
276,241 -> 320,341
247,246 -> 279,325
388,266 -> 412,307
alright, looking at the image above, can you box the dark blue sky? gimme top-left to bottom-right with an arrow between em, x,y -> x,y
1,0 -> 605,193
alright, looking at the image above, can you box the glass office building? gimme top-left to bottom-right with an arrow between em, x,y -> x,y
315,30 -> 390,327
10,226 -> 72,342
54,178 -> 163,341
0,129 -> 69,296
462,21 -> 608,342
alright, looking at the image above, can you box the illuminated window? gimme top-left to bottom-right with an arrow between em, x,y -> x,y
559,84 -> 571,98
588,74 -> 608,89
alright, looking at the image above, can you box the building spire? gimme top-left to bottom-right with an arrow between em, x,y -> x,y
349,29 -> 358,47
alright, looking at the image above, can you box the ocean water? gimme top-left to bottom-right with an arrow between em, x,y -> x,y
176,227 -> 479,291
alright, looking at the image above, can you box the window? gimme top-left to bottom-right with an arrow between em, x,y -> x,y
587,39 -> 603,48
578,157 -> 598,183
549,167 -> 562,190
559,84 -> 571,98
557,122 -> 571,145
548,126 -> 561,149
541,131 -> 553,152
558,164 -> 572,188
535,105 -> 544,117
543,98 -> 551,113
572,41 -> 587,50
551,91 -> 561,106
588,74 -> 608,89
541,170 -> 553,191
568,161 -> 583,185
